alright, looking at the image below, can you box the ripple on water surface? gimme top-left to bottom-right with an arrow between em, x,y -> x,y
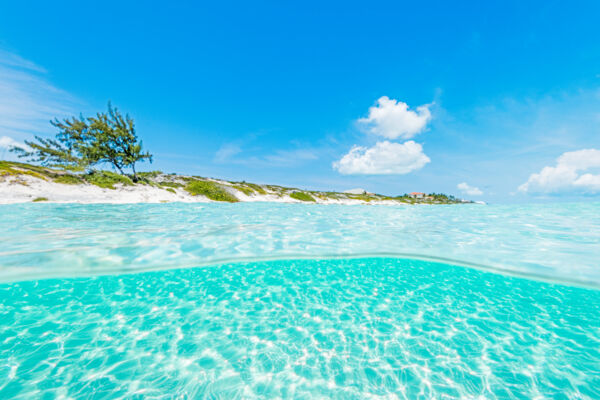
1,258 -> 599,399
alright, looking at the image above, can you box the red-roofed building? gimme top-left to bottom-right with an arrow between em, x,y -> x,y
409,192 -> 425,199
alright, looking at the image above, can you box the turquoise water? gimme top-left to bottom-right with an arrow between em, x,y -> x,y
1,202 -> 599,284
1,203 -> 600,398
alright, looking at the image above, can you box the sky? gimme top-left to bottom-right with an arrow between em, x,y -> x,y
1,0 -> 599,203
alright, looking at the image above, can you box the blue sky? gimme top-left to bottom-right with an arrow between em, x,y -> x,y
1,0 -> 599,202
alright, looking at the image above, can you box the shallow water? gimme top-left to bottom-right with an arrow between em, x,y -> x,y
1,258 -> 599,399
1,202 -> 599,285
1,203 -> 599,398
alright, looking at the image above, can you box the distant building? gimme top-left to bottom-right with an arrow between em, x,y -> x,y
344,188 -> 367,195
409,192 -> 425,199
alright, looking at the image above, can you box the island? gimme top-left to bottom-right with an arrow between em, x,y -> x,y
0,160 -> 468,205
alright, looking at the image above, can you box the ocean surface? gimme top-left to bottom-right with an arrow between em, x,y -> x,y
1,202 -> 599,398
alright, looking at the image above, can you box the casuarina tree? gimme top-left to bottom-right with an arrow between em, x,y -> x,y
11,103 -> 152,181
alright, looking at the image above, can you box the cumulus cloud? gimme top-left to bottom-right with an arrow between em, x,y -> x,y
358,96 -> 432,140
333,140 -> 430,175
519,149 -> 600,194
457,182 -> 483,196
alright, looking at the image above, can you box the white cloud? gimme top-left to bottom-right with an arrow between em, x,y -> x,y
333,140 -> 430,175
0,49 -> 78,142
457,182 -> 483,196
519,148 -> 600,194
214,141 -> 319,168
0,135 -> 30,150
214,143 -> 242,162
358,96 -> 432,140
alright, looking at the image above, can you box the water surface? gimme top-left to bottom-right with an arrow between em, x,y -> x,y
1,258 -> 599,399
1,202 -> 599,285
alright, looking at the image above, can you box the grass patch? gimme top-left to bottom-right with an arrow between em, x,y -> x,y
0,161 -> 48,180
244,182 -> 266,195
32,197 -> 48,202
347,194 -> 374,202
137,171 -> 163,178
185,180 -> 239,202
54,174 -> 83,185
165,188 -> 176,194
84,171 -> 134,189
289,191 -> 316,202
232,185 -> 255,196
159,181 -> 184,188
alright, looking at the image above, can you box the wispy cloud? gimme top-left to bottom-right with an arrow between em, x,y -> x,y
457,182 -> 483,196
214,141 -> 319,168
0,49 -> 79,143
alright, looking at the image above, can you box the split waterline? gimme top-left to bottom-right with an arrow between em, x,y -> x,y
0,202 -> 599,397
1,202 -> 600,285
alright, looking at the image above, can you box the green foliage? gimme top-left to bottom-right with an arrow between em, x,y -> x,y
185,180 -> 239,202
159,181 -> 184,188
9,103 -> 152,180
347,194 -> 374,202
84,103 -> 152,181
232,185 -> 255,196
32,197 -> 48,202
138,171 -> 163,178
10,116 -> 90,169
165,188 -> 176,194
84,170 -> 133,189
243,182 -> 266,194
289,191 -> 316,202
54,174 -> 83,185
0,161 -> 49,180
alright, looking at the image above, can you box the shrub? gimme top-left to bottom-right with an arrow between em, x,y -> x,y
232,185 -> 255,196
290,191 -> 316,202
159,181 -> 183,188
137,171 -> 163,178
84,170 -> 134,189
33,197 -> 48,202
185,180 -> 238,202
245,183 -> 266,195
54,174 -> 83,185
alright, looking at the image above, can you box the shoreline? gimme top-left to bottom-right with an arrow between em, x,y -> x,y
0,174 -> 411,205
0,161 -> 472,205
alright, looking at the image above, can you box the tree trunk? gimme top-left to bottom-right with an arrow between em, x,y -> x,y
131,163 -> 138,182
113,162 -> 125,176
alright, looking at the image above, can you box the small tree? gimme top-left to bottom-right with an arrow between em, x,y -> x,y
86,103 -> 152,181
11,103 -> 152,181
10,116 -> 91,170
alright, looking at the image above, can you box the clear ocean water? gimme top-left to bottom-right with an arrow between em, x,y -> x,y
1,202 -> 599,398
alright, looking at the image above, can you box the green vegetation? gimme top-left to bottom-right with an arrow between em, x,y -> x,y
232,185 -> 255,196
32,197 -> 48,202
1,160 -> 467,205
138,171 -> 163,178
290,191 -> 316,202
158,181 -> 184,188
10,103 -> 152,181
83,170 -> 134,189
244,182 -> 266,195
185,180 -> 239,202
54,174 -> 83,185
347,194 -> 374,202
0,161 -> 48,180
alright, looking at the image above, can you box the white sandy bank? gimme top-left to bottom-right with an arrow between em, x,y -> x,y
0,174 -> 403,205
